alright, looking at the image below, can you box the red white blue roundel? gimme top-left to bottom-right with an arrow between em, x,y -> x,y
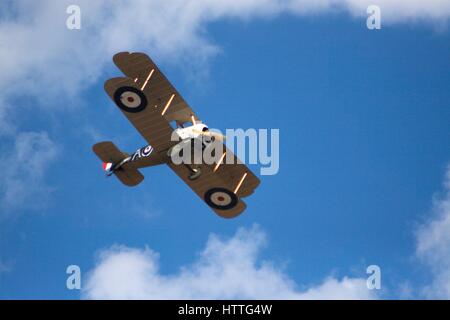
113,86 -> 148,113
204,187 -> 238,210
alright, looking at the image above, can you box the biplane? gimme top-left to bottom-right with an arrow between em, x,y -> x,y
93,52 -> 260,218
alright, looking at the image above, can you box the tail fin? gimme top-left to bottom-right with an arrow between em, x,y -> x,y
92,141 -> 144,187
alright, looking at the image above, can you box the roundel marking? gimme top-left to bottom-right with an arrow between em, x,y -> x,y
204,187 -> 238,210
113,86 -> 148,113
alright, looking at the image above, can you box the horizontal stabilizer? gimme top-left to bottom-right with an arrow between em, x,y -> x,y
92,141 -> 144,187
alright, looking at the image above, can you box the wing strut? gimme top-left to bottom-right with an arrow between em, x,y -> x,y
234,172 -> 248,194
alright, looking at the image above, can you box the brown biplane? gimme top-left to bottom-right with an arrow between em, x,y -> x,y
93,52 -> 260,218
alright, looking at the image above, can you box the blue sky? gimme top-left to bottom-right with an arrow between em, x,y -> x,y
0,1 -> 449,299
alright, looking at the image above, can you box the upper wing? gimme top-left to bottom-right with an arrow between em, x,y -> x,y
104,77 -> 176,153
113,52 -> 199,124
104,51 -> 200,152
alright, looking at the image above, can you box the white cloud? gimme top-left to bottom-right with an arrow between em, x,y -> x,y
83,226 -> 376,299
288,1 -> 450,22
416,164 -> 450,299
0,0 -> 449,117
0,131 -> 58,216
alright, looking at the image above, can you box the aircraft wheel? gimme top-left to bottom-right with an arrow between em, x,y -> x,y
188,168 -> 202,180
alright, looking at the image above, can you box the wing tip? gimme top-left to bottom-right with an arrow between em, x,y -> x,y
113,51 -> 150,64
213,200 -> 247,219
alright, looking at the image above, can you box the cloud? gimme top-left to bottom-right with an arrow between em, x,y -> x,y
0,131 -> 58,216
84,161 -> 450,300
288,1 -> 450,22
1,0 -> 449,114
83,226 -> 376,299
416,164 -> 450,299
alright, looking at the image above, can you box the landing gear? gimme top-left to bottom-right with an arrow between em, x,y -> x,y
187,166 -> 202,180
167,138 -> 203,180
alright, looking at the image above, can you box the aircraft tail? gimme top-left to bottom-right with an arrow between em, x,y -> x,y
92,141 -> 144,187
